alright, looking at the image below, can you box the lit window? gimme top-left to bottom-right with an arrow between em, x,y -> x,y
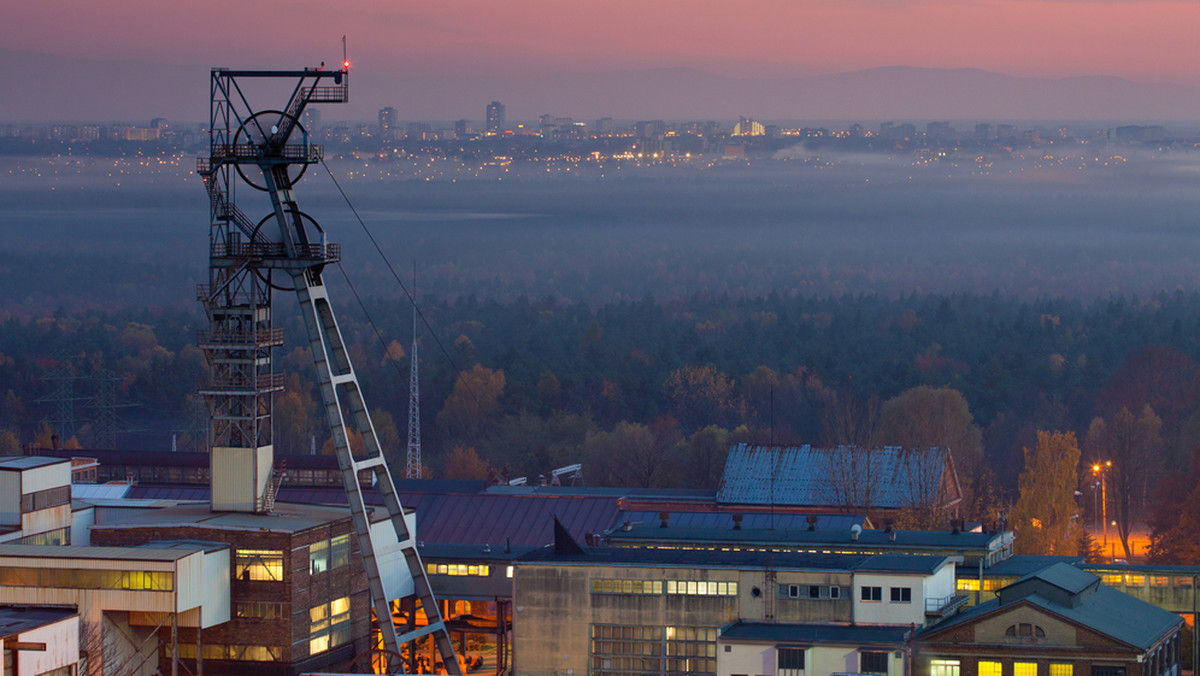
330,534 -> 350,568
1014,662 -> 1038,676
1049,664 -> 1072,676
979,661 -> 1002,676
235,549 -> 283,582
958,579 -> 981,591
310,539 -> 329,574
930,659 -> 960,676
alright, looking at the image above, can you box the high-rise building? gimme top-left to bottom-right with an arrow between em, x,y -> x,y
379,106 -> 398,140
454,119 -> 471,138
486,101 -> 505,134
732,116 -> 764,136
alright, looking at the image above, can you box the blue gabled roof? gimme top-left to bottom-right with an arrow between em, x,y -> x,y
717,444 -> 955,509
922,564 -> 1183,651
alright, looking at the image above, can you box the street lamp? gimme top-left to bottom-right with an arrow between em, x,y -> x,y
1092,461 -> 1111,548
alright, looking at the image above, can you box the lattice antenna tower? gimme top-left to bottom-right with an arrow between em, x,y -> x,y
195,61 -> 460,674
406,268 -> 422,479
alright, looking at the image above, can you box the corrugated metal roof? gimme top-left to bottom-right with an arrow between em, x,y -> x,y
72,483 -> 133,500
614,511 -> 865,531
717,444 -> 952,508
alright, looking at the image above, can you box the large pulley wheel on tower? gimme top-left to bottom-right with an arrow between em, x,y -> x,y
233,110 -> 310,191
250,210 -> 328,289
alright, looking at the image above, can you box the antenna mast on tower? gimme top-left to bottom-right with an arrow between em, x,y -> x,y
406,267 -> 422,479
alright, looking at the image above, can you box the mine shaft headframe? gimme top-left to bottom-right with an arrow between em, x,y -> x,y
206,65 -> 349,178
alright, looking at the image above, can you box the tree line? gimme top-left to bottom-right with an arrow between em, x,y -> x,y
4,289 -> 1200,562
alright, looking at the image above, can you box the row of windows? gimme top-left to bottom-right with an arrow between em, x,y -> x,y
590,579 -> 738,597
235,549 -> 283,582
1099,574 -> 1194,588
309,596 -> 351,655
309,534 -> 350,575
21,485 -> 71,513
780,584 -> 843,600
591,657 -> 716,675
17,527 -> 69,546
861,586 -> 911,603
961,576 -> 1198,592
427,563 -> 491,577
592,626 -> 719,642
235,601 -> 284,620
933,659 -> 1078,676
175,644 -> 281,662
0,566 -> 173,591
591,624 -> 718,675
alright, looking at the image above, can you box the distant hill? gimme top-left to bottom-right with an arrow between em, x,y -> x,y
4,49 -> 1200,124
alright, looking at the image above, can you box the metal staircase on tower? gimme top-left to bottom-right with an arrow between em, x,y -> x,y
195,62 -> 461,674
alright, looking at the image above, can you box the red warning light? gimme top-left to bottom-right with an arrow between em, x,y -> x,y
343,60 -> 350,69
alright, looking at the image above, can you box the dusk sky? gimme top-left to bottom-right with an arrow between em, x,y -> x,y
6,0 -> 1200,84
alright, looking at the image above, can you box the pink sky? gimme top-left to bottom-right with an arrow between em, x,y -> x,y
5,0 -> 1199,84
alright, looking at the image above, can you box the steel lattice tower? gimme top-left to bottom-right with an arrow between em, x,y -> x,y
406,301 -> 422,479
195,64 -> 460,674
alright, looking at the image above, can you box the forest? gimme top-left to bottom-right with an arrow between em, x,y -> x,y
3,288 -> 1200,562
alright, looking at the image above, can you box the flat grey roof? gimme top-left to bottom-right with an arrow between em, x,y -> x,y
0,456 -> 69,471
90,501 -> 353,534
608,523 -> 1003,550
0,605 -> 77,639
0,543 -> 206,562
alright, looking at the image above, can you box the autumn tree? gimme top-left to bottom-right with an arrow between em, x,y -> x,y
664,364 -> 742,432
876,386 -> 985,520
442,446 -> 490,481
1086,405 -> 1161,559
1011,431 -> 1083,556
1146,447 -> 1200,564
274,373 -> 319,455
676,425 -> 730,489
583,418 -> 680,488
436,364 -> 505,446
0,430 -> 19,456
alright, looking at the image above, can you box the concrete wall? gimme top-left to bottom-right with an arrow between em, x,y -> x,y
514,565 -> 594,676
21,462 -> 70,495
719,643 -> 906,676
72,506 -> 95,546
772,571 -> 854,623
854,572 -> 929,625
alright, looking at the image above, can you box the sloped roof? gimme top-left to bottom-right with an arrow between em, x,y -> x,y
613,511 -> 866,532
922,564 -> 1183,651
717,443 -> 956,509
128,484 -> 619,548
